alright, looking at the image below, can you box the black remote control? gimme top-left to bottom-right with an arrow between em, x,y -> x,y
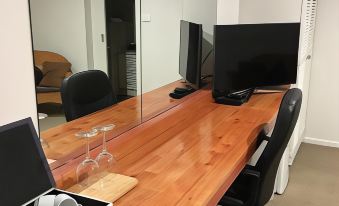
169,87 -> 196,99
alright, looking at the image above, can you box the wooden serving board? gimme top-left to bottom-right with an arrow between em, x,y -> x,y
70,173 -> 138,203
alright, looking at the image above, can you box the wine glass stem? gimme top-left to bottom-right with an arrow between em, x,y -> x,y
86,137 -> 90,159
103,132 -> 107,152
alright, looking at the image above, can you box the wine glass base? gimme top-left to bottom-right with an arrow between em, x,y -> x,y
76,158 -> 99,186
96,151 -> 116,171
82,158 -> 99,166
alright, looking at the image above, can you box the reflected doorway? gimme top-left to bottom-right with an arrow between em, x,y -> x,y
105,0 -> 137,102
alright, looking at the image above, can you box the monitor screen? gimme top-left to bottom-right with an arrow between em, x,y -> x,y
179,20 -> 202,88
0,118 -> 54,205
213,23 -> 300,95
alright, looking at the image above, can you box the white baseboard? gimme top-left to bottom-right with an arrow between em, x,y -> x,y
303,137 -> 339,148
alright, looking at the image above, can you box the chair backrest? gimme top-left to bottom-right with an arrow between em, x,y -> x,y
61,70 -> 117,122
255,88 -> 302,206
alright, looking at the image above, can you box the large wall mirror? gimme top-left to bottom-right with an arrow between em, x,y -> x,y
29,0 -> 141,168
140,0 -> 217,120
28,0 -> 217,169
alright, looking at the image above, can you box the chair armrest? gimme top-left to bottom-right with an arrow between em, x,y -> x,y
36,86 -> 60,93
241,168 -> 260,179
257,130 -> 270,146
219,196 -> 245,206
242,169 -> 260,206
219,169 -> 260,206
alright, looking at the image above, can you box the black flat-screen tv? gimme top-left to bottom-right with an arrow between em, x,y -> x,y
213,23 -> 300,97
179,20 -> 203,89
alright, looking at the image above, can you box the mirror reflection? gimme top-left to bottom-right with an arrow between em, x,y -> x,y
29,0 -> 140,167
140,0 -> 215,120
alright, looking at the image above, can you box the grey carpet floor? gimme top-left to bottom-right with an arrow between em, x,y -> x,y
266,143 -> 339,206
39,115 -> 66,132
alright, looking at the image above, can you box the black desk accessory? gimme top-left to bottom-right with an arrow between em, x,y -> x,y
169,86 -> 196,99
214,88 -> 254,106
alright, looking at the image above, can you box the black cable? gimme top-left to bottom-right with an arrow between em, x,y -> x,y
201,48 -> 214,80
202,48 -> 213,65
201,74 -> 213,80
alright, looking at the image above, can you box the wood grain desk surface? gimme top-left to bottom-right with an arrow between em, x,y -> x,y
51,88 -> 284,206
42,81 -> 185,168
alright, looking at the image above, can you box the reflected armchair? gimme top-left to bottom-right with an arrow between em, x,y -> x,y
34,50 -> 73,104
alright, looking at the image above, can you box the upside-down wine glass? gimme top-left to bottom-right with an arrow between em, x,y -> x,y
75,129 -> 99,186
93,124 -> 116,171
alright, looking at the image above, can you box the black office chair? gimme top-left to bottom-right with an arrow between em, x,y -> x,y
219,88 -> 302,206
61,70 -> 117,122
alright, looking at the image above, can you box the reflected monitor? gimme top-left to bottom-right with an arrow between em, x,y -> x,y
179,20 -> 203,89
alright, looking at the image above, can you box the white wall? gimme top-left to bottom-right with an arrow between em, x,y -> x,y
30,0 -> 89,73
239,0 -> 302,23
305,0 -> 339,146
141,0 -> 217,93
0,0 -> 38,130
216,0 -> 302,25
217,0 -> 239,25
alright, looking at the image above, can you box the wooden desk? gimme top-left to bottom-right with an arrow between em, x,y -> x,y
51,88 -> 284,205
42,81 -> 185,168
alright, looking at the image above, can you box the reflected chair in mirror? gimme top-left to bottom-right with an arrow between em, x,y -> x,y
61,70 -> 118,122
219,88 -> 302,206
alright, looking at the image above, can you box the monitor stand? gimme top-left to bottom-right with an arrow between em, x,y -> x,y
169,86 -> 196,99
254,85 -> 289,94
214,88 -> 255,106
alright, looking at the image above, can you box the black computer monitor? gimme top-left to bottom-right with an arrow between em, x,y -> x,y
0,118 -> 55,205
213,23 -> 300,97
179,20 -> 203,89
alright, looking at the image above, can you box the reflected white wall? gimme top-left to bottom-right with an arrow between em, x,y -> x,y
183,0 -> 217,43
141,0 -> 183,93
30,0 -> 89,74
141,0 -> 217,93
89,0 -> 108,74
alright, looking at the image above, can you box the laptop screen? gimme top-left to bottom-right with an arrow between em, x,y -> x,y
0,118 -> 54,205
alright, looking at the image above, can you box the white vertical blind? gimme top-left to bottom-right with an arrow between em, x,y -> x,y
299,0 -> 317,64
290,0 -> 318,165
